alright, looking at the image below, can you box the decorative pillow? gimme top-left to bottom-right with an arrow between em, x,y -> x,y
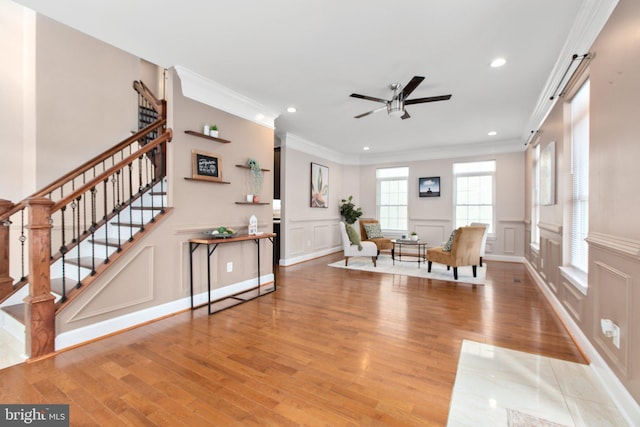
363,222 -> 384,239
345,224 -> 363,250
442,228 -> 458,252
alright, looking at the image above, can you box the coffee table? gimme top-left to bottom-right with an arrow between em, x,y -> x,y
391,239 -> 428,267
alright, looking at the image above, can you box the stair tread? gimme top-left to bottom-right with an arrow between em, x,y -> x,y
130,206 -> 163,211
1,304 -> 24,323
90,238 -> 120,248
50,277 -> 79,295
65,256 -> 100,269
110,222 -> 145,227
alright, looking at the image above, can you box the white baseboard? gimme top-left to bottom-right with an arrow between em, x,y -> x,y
280,247 -> 341,266
55,273 -> 274,351
484,254 -> 525,263
524,260 -> 640,426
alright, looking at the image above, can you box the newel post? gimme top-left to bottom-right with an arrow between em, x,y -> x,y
0,199 -> 15,299
24,197 -> 55,358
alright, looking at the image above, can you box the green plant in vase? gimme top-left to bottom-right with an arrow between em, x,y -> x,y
339,196 -> 363,225
248,158 -> 263,202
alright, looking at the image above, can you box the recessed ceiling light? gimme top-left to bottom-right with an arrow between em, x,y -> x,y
363,146 -> 370,151
286,107 -> 296,113
490,58 -> 506,68
488,131 -> 497,136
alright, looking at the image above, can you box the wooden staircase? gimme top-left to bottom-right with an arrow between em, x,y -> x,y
0,81 -> 171,365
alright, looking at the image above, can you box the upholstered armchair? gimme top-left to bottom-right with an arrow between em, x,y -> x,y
358,218 -> 393,256
339,221 -> 378,267
426,226 -> 486,280
469,222 -> 489,266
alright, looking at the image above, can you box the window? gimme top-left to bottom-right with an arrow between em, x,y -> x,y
376,167 -> 408,231
531,144 -> 540,246
453,161 -> 495,233
569,79 -> 590,273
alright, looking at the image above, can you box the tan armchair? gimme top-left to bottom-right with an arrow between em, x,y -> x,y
358,218 -> 393,255
426,226 -> 486,280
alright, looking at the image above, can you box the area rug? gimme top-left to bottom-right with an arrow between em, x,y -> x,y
328,255 -> 486,285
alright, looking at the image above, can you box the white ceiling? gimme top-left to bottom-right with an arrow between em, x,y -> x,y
14,0 -> 615,162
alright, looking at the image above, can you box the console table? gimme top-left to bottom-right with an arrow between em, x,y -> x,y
188,233 -> 276,314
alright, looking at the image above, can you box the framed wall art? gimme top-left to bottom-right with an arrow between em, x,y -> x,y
419,177 -> 440,197
192,149 -> 223,182
310,162 -> 329,208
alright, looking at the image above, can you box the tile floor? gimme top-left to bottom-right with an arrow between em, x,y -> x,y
447,340 -> 629,427
0,329 -> 26,371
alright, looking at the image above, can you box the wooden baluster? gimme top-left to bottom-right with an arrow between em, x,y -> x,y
24,197 -> 55,359
0,199 -> 15,299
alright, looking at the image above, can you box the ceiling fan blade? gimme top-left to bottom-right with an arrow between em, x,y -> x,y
354,105 -> 387,119
401,110 -> 411,120
401,76 -> 425,98
350,93 -> 389,104
405,94 -> 452,105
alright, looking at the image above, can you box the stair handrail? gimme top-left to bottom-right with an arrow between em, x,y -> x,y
133,80 -> 165,116
0,119 -> 167,225
51,129 -> 173,212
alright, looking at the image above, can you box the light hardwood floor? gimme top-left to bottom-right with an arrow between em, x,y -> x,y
0,253 -> 585,426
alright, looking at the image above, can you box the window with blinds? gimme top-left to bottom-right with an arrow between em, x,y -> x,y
376,167 -> 408,231
569,79 -> 590,273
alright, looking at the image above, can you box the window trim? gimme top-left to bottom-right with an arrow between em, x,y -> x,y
376,167 -> 409,232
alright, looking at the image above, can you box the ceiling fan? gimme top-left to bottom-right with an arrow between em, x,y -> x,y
350,76 -> 451,120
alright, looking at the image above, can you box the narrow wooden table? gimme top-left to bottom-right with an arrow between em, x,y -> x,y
188,233 -> 276,314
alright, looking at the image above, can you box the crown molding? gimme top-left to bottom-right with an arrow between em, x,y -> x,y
174,65 -> 279,129
279,132 -> 360,165
522,0 -> 619,142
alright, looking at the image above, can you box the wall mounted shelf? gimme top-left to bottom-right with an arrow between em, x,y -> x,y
184,130 -> 231,144
184,177 -> 231,184
235,202 -> 270,205
235,164 -> 270,172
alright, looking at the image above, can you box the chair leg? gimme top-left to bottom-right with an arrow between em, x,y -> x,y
428,261 -> 432,272
453,267 -> 458,280
480,257 -> 483,267
345,257 -> 349,266
447,265 -> 450,271
472,265 -> 477,277
372,257 -> 377,267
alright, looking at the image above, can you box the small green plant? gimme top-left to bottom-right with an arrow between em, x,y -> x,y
210,124 -> 218,131
411,231 -> 417,236
339,196 -> 363,225
247,158 -> 263,194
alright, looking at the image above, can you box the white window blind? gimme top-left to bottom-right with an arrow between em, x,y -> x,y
453,161 -> 495,233
570,79 -> 590,273
376,167 -> 408,231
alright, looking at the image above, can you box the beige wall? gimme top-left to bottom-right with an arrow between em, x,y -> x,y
35,14 -> 139,187
57,68 -> 275,332
525,0 -> 640,405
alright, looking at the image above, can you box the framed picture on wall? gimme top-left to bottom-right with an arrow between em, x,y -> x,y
419,177 -> 440,197
540,141 -> 555,205
192,149 -> 223,182
310,162 -> 329,208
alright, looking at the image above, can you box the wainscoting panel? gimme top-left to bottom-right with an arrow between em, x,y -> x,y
547,239 -> 562,295
313,224 -> 330,251
561,279 -> 585,324
503,227 -> 516,254
289,226 -> 306,256
593,261 -> 631,377
415,224 -> 447,247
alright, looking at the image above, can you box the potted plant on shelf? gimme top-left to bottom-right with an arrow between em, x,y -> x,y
339,196 -> 363,225
209,124 -> 219,138
411,231 -> 418,241
248,158 -> 263,203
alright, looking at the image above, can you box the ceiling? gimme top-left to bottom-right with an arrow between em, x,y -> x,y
14,0 -> 612,162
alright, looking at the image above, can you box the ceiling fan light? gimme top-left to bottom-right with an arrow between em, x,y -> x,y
387,97 -> 404,117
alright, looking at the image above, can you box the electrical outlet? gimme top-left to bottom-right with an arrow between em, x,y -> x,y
226,262 -> 233,272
